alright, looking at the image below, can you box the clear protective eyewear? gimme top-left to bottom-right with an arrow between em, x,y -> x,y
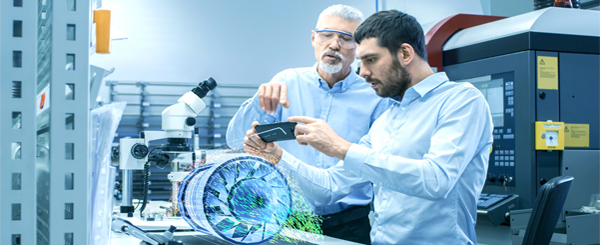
314,29 -> 356,49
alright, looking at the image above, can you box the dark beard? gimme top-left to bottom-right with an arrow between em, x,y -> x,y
366,58 -> 412,98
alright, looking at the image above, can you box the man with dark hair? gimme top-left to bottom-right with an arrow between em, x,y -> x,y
244,10 -> 493,244
227,5 -> 390,244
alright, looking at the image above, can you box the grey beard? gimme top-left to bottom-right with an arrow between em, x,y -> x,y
319,61 -> 343,74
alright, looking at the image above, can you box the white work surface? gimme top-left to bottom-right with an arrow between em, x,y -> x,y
110,217 -> 362,245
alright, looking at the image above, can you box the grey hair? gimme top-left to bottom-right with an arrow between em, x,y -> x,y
315,4 -> 364,29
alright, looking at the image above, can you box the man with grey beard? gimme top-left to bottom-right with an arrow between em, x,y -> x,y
226,4 -> 389,244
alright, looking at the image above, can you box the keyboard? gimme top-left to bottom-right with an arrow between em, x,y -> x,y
477,193 -> 512,209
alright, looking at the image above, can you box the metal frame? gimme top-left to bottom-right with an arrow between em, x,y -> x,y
2,0 -> 91,244
43,0 -> 91,244
1,0 -> 38,244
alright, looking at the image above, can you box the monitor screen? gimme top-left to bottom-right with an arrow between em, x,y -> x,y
457,75 -> 504,128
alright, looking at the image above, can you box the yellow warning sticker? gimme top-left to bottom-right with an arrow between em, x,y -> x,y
564,123 -> 589,147
537,56 -> 558,90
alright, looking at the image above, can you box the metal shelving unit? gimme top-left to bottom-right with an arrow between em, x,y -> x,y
1,0 -> 38,244
2,0 -> 92,244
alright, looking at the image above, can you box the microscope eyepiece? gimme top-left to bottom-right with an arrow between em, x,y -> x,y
192,77 -> 217,98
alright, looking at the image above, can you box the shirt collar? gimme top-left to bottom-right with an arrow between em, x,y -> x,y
391,72 -> 449,104
412,72 -> 448,96
311,63 -> 360,92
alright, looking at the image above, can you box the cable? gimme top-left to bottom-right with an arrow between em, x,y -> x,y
135,147 -> 158,214
139,160 -> 150,217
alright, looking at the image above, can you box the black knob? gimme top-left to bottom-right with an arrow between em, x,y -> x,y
540,178 -> 548,185
489,176 -> 497,183
111,146 -> 120,161
499,175 -> 506,184
185,117 -> 196,127
131,143 -> 149,159
539,92 -> 546,99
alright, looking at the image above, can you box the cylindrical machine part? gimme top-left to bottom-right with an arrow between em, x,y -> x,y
178,156 -> 292,244
122,170 -> 133,206
171,181 -> 180,214
194,128 -> 200,151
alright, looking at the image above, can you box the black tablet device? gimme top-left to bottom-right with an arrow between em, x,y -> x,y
255,122 -> 297,142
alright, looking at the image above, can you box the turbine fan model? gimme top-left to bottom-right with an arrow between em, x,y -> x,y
178,156 -> 292,244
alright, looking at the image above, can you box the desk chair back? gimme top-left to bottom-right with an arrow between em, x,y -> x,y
522,176 -> 574,245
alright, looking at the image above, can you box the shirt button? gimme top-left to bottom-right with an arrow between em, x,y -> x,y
401,107 -> 406,110
377,226 -> 383,231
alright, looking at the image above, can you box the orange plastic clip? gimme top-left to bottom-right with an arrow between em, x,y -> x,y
94,10 -> 111,54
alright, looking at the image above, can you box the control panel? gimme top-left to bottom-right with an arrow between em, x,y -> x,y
460,72 -> 516,186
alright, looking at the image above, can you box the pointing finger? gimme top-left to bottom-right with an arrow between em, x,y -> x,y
271,85 -> 280,114
279,83 -> 289,108
264,85 -> 273,113
258,84 -> 266,111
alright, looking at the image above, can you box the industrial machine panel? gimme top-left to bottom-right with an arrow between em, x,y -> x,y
457,72 -> 517,188
559,53 -> 600,149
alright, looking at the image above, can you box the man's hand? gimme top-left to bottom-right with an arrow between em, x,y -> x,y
288,116 -> 352,160
258,83 -> 289,114
243,121 -> 283,165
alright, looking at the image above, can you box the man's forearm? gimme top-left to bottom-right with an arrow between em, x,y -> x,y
279,150 -> 369,206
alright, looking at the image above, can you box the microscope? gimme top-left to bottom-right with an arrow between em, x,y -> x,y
119,77 -> 217,217
115,77 -> 294,244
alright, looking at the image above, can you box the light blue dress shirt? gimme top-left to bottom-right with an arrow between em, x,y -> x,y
279,72 -> 493,244
226,65 -> 390,215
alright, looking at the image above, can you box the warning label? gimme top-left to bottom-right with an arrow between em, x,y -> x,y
539,71 -> 555,79
564,123 -> 589,147
537,56 -> 558,90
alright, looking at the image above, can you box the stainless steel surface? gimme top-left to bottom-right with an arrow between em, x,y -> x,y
123,170 -> 133,207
